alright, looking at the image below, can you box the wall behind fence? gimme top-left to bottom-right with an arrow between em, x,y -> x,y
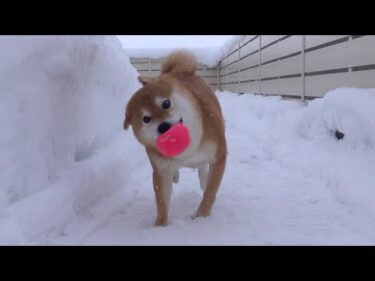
218,35 -> 375,100
130,58 -> 219,91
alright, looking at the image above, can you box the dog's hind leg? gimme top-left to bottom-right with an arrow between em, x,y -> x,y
198,164 -> 209,192
193,155 -> 226,219
173,170 -> 180,184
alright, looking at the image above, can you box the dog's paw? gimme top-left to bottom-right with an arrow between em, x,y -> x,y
191,209 -> 210,220
173,171 -> 179,184
191,212 -> 198,220
154,217 -> 168,227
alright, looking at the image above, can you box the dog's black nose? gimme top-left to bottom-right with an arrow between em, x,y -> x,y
158,122 -> 171,134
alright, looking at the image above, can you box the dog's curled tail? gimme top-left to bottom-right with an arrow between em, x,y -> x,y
161,50 -> 197,76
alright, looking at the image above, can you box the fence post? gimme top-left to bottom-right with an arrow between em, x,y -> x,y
226,56 -> 229,89
217,61 -> 221,91
259,35 -> 262,95
301,35 -> 306,103
238,41 -> 241,88
348,36 -> 353,73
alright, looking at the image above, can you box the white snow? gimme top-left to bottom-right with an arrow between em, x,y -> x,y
0,35 -> 140,244
1,36 -> 375,245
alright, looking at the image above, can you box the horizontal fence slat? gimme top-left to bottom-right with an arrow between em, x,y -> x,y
236,81 -> 259,93
262,77 -> 302,96
238,67 -> 260,81
261,54 -> 301,79
305,35 -> 348,49
201,77 -> 219,84
240,35 -> 258,48
347,36 -> 375,67
130,57 -> 218,88
260,35 -> 286,47
305,39 -> 349,72
238,54 -> 260,70
224,73 -> 241,83
306,72 -> 349,97
239,38 -> 260,59
305,69 -> 375,97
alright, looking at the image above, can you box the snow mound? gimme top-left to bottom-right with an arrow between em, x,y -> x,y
218,87 -> 375,150
216,89 -> 375,244
0,36 -> 140,244
299,88 -> 375,150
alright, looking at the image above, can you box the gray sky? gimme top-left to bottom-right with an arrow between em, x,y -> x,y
117,35 -> 234,49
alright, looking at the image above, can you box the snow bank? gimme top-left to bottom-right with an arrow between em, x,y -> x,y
298,88 -> 375,150
218,87 -> 375,150
217,88 -> 375,243
0,36 -> 140,244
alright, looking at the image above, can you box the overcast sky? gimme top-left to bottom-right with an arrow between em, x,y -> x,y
117,35 -> 234,49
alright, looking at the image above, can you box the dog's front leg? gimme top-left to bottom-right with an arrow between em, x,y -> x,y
152,169 -> 173,226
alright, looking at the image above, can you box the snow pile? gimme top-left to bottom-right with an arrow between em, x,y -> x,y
218,87 -> 375,151
216,88 -> 375,244
0,36 -> 140,244
298,88 -> 375,150
295,88 -> 375,235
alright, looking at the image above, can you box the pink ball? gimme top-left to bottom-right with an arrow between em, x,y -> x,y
156,122 -> 190,158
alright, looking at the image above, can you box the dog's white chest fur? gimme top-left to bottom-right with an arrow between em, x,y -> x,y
152,140 -> 217,172
180,141 -> 217,168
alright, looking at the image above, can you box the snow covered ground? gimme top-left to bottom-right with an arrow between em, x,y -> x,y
51,88 -> 375,246
1,36 -> 375,245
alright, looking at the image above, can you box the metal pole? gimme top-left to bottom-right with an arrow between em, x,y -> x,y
259,35 -> 262,95
301,36 -> 305,103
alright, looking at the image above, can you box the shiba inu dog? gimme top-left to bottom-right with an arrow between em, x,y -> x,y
124,50 -> 227,226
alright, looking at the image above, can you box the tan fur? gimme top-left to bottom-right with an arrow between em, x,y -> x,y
124,50 -> 227,226
138,76 -> 154,86
161,50 -> 197,76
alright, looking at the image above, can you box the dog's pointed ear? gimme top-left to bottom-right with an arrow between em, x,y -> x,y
123,108 -> 131,130
138,76 -> 153,86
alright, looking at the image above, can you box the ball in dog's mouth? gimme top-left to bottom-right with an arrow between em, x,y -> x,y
156,120 -> 190,158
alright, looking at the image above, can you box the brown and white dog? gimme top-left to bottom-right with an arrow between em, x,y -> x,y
123,51 -> 227,226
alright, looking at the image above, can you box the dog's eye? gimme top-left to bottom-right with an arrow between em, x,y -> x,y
143,116 -> 151,123
162,99 -> 171,109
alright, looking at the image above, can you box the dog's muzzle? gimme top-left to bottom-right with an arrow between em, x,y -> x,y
157,118 -> 184,135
